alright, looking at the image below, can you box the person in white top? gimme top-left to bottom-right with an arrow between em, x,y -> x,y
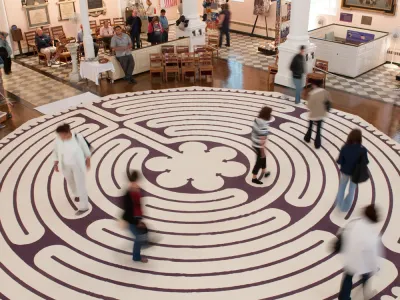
53,124 -> 91,215
338,204 -> 384,300
99,21 -> 115,50
146,0 -> 156,22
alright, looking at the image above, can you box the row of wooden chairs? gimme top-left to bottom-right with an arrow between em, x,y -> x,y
89,18 -> 125,33
160,44 -> 217,57
150,52 -> 213,82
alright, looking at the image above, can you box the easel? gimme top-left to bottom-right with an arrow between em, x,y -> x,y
251,15 -> 268,38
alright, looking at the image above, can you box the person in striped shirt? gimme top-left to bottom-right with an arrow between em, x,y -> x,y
251,106 -> 272,185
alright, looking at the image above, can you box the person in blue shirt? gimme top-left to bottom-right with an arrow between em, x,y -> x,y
335,129 -> 369,212
160,9 -> 169,42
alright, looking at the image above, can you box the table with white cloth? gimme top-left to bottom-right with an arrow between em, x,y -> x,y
80,61 -> 115,85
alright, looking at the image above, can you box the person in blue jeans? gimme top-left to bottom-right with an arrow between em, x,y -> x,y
335,129 -> 369,212
290,45 -> 306,104
122,170 -> 148,263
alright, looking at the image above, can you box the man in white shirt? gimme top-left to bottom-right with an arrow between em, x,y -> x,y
53,124 -> 91,215
146,0 -> 156,22
99,21 -> 114,50
338,204 -> 384,300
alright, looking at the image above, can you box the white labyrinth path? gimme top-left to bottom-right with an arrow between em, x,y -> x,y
0,87 -> 399,300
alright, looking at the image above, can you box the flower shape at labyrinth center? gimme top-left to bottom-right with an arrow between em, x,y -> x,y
145,142 -> 247,191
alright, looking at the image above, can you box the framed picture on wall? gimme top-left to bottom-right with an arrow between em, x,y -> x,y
57,0 -> 76,21
25,4 -> 51,28
341,0 -> 397,16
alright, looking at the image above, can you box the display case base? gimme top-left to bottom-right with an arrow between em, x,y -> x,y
258,46 -> 277,56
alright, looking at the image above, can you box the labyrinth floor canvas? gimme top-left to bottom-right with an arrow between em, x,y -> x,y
1,87 -> 400,299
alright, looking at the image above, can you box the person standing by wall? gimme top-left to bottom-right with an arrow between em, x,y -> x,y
122,170 -> 149,263
146,0 -> 156,22
335,129 -> 369,212
111,26 -> 136,84
160,9 -> 169,43
126,10 -> 142,49
304,80 -> 331,149
53,124 -> 91,215
0,32 -> 12,75
338,204 -> 383,300
290,45 -> 306,104
251,106 -> 272,185
218,4 -> 231,48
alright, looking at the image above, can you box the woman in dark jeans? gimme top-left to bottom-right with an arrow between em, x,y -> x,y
251,106 -> 272,185
335,129 -> 369,212
122,170 -> 148,263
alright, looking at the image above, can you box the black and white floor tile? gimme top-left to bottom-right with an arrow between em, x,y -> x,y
2,63 -> 82,107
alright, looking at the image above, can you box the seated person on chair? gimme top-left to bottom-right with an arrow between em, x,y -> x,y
35,28 -> 61,67
77,24 -> 99,58
99,21 -> 114,51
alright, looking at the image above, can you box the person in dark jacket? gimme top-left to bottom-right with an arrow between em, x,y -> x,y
122,170 -> 148,263
290,45 -> 306,104
335,129 -> 369,212
218,4 -> 231,48
126,10 -> 142,49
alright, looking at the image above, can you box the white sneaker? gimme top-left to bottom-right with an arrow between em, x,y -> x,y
47,61 -> 52,67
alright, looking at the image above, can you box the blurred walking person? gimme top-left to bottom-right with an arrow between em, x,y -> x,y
122,170 -> 149,263
290,45 -> 306,104
304,79 -> 331,149
335,129 -> 369,212
251,106 -> 272,185
338,204 -> 383,300
218,4 -> 231,48
53,124 -> 91,215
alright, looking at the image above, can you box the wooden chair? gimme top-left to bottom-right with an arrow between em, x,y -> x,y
176,46 -> 189,54
89,21 -> 97,35
150,53 -> 164,81
207,32 -> 219,57
181,52 -> 196,81
198,52 -> 213,81
24,30 -> 37,53
164,53 -> 180,81
267,64 -> 278,91
306,59 -> 329,88
113,17 -> 125,27
161,45 -> 175,54
99,19 -> 111,27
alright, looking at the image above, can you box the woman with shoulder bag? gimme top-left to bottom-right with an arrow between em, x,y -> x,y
335,129 -> 369,212
122,170 -> 149,263
304,80 -> 331,149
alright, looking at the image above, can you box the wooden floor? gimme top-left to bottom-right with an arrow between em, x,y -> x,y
0,59 -> 399,140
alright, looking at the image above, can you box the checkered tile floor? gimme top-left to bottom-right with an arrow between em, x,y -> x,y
216,31 -> 400,105
14,26 -> 400,106
2,63 -> 82,107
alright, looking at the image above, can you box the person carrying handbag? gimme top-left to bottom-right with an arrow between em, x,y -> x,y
335,129 -> 370,212
304,80 -> 331,149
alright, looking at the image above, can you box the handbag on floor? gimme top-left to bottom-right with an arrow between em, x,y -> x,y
351,151 -> 370,184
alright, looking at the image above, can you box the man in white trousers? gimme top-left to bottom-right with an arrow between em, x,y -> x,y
53,123 -> 91,215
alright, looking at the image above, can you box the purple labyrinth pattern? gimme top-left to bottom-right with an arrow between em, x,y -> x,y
0,87 -> 400,300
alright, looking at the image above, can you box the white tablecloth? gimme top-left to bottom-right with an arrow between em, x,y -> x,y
80,61 -> 115,85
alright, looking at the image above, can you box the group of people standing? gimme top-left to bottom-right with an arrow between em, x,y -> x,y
251,50 -> 379,299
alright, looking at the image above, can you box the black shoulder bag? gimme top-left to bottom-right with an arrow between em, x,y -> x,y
351,150 -> 370,184
75,134 -> 92,150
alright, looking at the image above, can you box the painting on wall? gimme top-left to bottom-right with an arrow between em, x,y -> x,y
341,0 -> 397,15
253,0 -> 272,16
25,4 -> 51,28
